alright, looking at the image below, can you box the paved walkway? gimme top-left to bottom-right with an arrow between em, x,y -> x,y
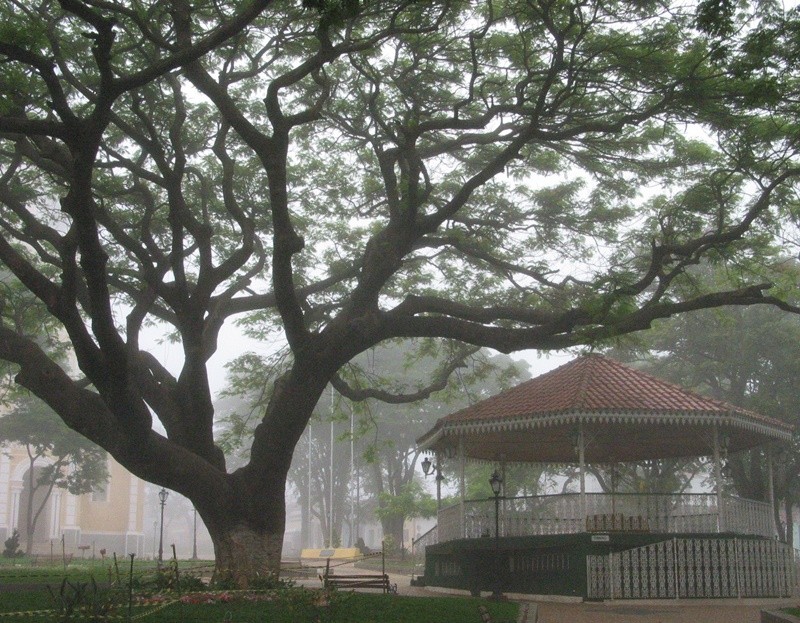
533,599 -> 794,623
300,566 -> 794,623
388,572 -> 795,623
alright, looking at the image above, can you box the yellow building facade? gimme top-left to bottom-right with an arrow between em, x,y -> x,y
0,447 -> 146,557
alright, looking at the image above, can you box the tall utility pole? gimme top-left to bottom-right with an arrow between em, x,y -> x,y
328,386 -> 334,548
307,424 -> 312,548
350,407 -> 355,546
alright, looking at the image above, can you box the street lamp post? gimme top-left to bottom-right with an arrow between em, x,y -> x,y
421,456 -> 444,511
158,488 -> 169,565
489,470 -> 504,600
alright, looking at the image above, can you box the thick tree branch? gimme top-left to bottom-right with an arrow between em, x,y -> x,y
382,284 -> 797,352
331,345 -> 480,404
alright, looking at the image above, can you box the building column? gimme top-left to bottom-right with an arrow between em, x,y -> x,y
0,453 -> 10,535
49,492 -> 62,539
10,488 -> 21,532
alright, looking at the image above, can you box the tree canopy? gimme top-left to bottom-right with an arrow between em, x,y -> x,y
0,0 -> 799,581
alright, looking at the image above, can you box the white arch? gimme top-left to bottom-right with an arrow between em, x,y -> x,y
9,453 -> 59,538
11,454 -> 56,483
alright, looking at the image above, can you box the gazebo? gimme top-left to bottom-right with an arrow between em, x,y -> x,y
414,355 -> 795,599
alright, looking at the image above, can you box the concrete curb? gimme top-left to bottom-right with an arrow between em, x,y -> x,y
761,609 -> 800,623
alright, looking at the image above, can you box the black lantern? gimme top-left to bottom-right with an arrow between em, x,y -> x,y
421,456 -> 433,476
489,470 -> 503,498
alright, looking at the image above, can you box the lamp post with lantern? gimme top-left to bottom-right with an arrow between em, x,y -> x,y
421,445 -> 456,511
421,456 -> 445,511
158,488 -> 169,565
489,470 -> 504,600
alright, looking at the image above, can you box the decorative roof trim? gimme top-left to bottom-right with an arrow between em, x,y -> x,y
421,409 -> 792,446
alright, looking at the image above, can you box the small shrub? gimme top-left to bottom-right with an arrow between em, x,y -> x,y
2,529 -> 23,558
208,569 -> 238,591
209,570 -> 296,591
249,571 -> 294,591
47,576 -> 116,622
144,564 -> 179,592
177,574 -> 206,592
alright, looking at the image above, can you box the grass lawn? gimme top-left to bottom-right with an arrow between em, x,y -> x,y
156,592 -> 519,623
0,570 -> 519,623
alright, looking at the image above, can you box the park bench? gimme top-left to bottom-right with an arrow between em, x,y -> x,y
323,572 -> 396,594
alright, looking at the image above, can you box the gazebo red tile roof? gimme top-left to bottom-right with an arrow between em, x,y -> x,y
417,354 -> 792,463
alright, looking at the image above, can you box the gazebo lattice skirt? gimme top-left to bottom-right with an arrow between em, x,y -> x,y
418,533 -> 795,599
587,537 -> 794,599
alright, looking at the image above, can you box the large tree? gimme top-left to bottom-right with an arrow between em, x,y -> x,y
0,0 -> 799,582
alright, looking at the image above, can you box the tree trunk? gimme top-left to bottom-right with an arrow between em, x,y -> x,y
212,525 -> 284,583
189,361 -> 335,586
380,515 -> 406,555
200,471 -> 289,586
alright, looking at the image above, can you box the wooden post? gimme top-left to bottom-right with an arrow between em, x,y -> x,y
128,553 -> 135,620
171,544 -> 180,595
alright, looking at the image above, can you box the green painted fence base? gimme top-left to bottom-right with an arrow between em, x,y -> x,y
421,532 -> 793,599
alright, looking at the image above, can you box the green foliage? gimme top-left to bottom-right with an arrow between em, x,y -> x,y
47,577 -> 115,623
604,267 -> 800,508
375,481 -> 436,522
208,569 -> 294,591
0,396 -> 108,491
2,529 -> 23,558
0,395 -> 108,554
695,0 -> 736,38
302,0 -> 362,27
279,586 -> 350,623
147,563 -> 181,593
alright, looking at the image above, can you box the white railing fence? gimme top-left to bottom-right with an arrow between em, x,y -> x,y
437,492 -> 774,543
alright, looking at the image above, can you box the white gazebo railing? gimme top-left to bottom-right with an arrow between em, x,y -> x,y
437,492 -> 774,543
723,495 -> 775,538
